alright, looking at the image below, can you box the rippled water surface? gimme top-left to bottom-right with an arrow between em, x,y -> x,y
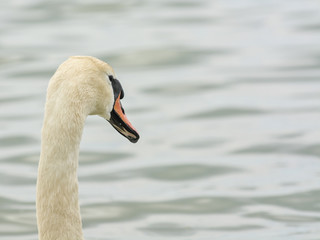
1,1 -> 320,239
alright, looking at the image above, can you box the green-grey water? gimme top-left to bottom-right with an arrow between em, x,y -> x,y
1,1 -> 320,239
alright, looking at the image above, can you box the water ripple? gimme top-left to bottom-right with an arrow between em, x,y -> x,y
182,107 -> 266,120
82,196 -> 244,226
142,82 -> 224,97
104,48 -> 229,69
81,164 -> 241,182
233,143 -> 320,158
0,135 -> 37,148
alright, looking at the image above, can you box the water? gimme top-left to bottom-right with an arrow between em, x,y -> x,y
1,0 -> 320,239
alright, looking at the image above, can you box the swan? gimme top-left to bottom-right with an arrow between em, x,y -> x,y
36,56 -> 139,240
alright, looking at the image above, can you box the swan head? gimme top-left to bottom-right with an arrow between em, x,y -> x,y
48,56 -> 140,143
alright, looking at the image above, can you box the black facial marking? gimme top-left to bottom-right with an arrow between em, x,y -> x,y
108,75 -> 125,101
109,75 -> 115,82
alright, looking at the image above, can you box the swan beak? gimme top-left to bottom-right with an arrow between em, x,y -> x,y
108,94 -> 140,143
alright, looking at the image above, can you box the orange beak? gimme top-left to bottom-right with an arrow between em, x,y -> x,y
108,94 -> 139,143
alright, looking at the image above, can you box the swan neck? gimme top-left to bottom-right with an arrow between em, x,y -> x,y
37,106 -> 86,240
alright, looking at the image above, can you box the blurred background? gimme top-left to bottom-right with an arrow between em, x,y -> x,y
1,0 -> 320,239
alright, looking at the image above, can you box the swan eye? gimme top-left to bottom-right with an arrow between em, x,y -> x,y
108,75 -> 115,83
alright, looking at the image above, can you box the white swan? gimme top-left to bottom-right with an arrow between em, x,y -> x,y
36,56 -> 139,240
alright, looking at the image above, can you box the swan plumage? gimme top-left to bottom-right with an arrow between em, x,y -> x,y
36,56 -> 139,240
